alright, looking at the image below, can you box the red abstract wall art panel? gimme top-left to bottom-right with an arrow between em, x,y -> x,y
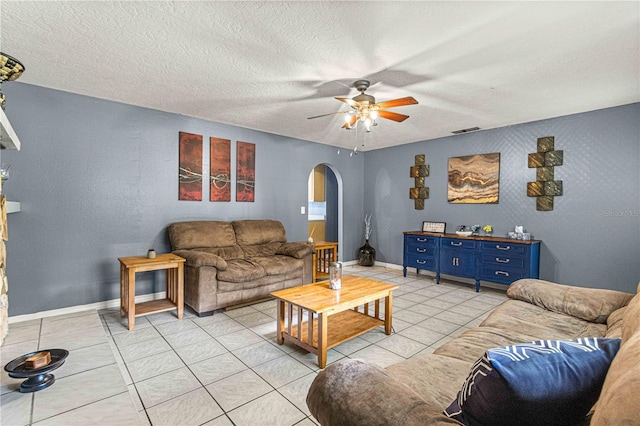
178,131 -> 203,201
236,141 -> 255,202
209,137 -> 231,201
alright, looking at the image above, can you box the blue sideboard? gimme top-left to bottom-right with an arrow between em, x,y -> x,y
403,232 -> 540,291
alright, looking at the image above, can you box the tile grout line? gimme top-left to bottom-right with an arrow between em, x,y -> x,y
27,318 -> 44,426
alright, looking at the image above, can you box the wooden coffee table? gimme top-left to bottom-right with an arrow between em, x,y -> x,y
270,275 -> 398,368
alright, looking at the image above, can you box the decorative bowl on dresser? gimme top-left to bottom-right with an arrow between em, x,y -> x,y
403,231 -> 540,291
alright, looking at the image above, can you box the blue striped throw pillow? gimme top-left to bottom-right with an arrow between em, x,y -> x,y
444,338 -> 621,426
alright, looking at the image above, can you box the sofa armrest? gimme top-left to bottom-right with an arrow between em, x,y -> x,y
276,242 -> 313,259
507,279 -> 634,323
306,359 -> 462,426
172,250 -> 228,270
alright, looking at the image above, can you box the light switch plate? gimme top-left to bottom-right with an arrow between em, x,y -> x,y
300,206 -> 306,215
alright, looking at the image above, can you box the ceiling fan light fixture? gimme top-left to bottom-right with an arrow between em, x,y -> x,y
364,117 -> 373,132
308,79 -> 418,134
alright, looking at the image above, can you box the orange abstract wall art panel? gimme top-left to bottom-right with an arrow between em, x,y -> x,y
236,141 -> 255,202
178,132 -> 203,201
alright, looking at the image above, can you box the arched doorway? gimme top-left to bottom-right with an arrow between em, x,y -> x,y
307,163 -> 342,260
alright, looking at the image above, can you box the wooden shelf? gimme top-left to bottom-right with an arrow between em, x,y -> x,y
283,309 -> 384,350
6,201 -> 20,214
134,299 -> 177,317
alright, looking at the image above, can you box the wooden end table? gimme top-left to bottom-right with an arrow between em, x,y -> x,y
118,253 -> 185,330
312,241 -> 338,282
270,275 -> 398,368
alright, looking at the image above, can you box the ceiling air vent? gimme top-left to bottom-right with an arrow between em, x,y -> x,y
452,127 -> 481,134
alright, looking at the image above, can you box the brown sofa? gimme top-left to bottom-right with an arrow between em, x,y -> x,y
307,279 -> 640,425
169,219 -> 313,316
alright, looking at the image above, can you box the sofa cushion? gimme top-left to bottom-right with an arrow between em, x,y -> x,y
196,246 -> 244,261
386,353 -> 473,410
507,279 -> 633,324
251,255 -> 304,276
308,358 -> 463,426
276,242 -> 314,259
233,220 -> 287,257
604,306 -> 626,338
591,332 -> 640,425
216,259 -> 266,283
172,249 -> 228,270
444,338 -> 621,426
481,300 -> 607,340
169,221 -> 238,251
621,292 -> 640,343
434,326 -> 541,363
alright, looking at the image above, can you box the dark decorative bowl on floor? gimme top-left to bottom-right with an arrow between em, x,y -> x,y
4,349 -> 69,393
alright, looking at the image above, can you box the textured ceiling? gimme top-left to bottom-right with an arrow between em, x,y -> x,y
1,1 -> 639,151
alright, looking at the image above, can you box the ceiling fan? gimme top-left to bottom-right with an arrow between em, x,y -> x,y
308,80 -> 418,132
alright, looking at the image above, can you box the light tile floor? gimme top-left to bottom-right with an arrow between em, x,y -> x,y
1,265 -> 508,425
1,310 -> 142,425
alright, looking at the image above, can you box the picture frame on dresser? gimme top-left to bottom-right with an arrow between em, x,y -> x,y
422,221 -> 446,233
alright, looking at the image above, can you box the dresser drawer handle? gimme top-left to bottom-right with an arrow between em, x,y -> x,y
495,271 -> 510,276
416,248 -> 427,253
417,238 -> 428,242
496,245 -> 511,250
495,258 -> 510,263
450,242 -> 463,246
416,260 -> 427,265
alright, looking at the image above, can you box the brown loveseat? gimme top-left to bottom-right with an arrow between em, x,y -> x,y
169,220 -> 313,316
307,279 -> 640,425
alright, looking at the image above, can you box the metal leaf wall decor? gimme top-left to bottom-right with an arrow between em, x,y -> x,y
410,154 -> 429,210
527,136 -> 563,211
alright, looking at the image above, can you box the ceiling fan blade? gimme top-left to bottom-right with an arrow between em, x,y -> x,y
307,111 -> 349,120
335,97 -> 360,109
375,96 -> 418,109
342,115 -> 358,128
378,110 -> 410,122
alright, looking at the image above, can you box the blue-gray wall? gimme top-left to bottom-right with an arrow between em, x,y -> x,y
1,83 -> 365,316
2,83 -> 638,316
364,103 -> 640,294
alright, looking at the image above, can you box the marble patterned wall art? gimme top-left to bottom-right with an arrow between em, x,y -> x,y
410,154 -> 429,210
527,136 -> 563,211
178,131 -> 203,201
447,152 -> 500,203
236,141 -> 255,202
209,137 -> 231,201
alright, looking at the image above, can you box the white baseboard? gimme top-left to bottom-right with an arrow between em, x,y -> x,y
8,291 -> 167,324
342,260 -> 403,271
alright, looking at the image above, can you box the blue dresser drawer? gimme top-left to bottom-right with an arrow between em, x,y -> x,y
480,241 -> 527,255
406,235 -> 438,248
442,238 -> 476,250
406,255 -> 437,270
479,266 -> 530,285
406,244 -> 437,257
480,253 -> 526,269
403,233 -> 440,277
